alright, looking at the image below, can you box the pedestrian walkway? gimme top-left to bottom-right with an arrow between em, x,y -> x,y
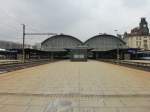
0,60 -> 150,112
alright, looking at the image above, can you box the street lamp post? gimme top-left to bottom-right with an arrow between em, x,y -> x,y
22,24 -> 25,63
114,30 -> 118,36
114,30 -> 121,62
117,43 -> 120,61
117,42 -> 123,62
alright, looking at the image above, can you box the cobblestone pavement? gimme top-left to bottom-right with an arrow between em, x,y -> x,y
0,60 -> 150,112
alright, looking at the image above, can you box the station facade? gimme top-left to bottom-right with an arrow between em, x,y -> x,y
41,34 -> 130,61
0,34 -> 141,61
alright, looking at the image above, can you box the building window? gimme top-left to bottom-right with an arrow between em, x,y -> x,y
136,41 -> 141,48
136,41 -> 138,47
139,41 -> 141,47
143,40 -> 148,50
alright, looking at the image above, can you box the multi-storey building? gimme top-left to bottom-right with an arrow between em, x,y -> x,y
123,18 -> 150,50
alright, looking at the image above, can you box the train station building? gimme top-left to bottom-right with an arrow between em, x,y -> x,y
41,34 -> 139,60
0,34 -> 142,61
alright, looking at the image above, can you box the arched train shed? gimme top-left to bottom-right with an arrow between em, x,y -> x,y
41,34 -> 83,52
84,34 -> 126,51
41,34 -> 83,59
84,34 -> 126,59
41,34 -> 127,59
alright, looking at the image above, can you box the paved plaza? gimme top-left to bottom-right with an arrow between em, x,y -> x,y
0,60 -> 150,112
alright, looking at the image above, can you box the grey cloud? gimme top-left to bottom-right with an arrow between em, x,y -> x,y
0,0 -> 150,44
122,0 -> 148,8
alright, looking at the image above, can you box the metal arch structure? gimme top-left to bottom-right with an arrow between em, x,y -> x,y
41,34 -> 83,52
84,34 -> 126,51
40,34 -> 128,60
41,34 -> 126,52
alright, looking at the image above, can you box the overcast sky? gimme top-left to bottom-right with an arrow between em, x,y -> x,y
0,0 -> 150,45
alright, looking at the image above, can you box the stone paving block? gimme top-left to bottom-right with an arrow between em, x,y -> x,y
26,106 -> 47,112
96,107 -> 118,112
45,99 -> 74,112
103,98 -> 125,107
114,88 -> 135,95
0,105 -> 28,112
2,95 -> 31,105
103,90 -> 118,95
0,104 -> 4,108
0,60 -> 150,112
78,107 -> 118,112
80,98 -> 105,107
118,107 -> 150,112
0,95 -> 8,104
120,97 -> 150,107
29,96 -> 52,106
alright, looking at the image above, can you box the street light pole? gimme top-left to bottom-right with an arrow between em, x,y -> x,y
117,43 -> 120,61
114,30 -> 120,62
114,30 -> 118,36
22,24 -> 25,63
